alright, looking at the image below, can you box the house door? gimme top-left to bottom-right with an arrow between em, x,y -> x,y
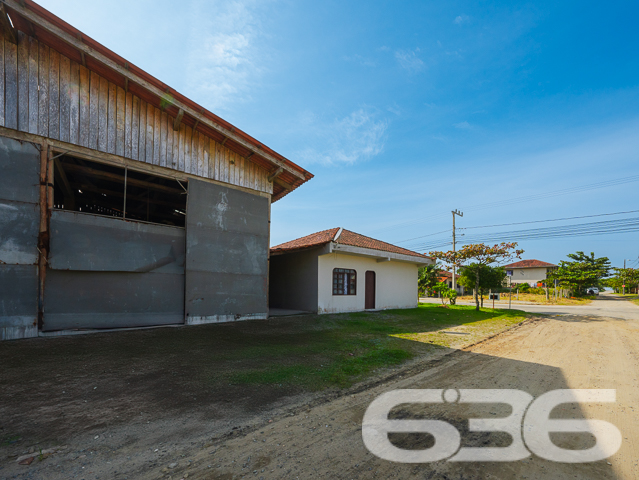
365,271 -> 376,310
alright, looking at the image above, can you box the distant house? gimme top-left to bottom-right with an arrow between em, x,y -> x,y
269,228 -> 433,314
437,271 -> 465,295
502,259 -> 557,286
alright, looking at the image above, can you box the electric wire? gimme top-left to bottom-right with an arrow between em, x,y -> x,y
407,216 -> 639,252
370,173 -> 639,234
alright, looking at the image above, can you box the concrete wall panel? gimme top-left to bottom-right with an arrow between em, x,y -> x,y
0,135 -> 40,340
49,210 -> 185,273
43,270 -> 184,330
0,264 -> 38,340
186,271 -> 267,317
0,136 -> 40,204
187,229 -> 268,276
185,179 -> 268,321
0,199 -> 39,265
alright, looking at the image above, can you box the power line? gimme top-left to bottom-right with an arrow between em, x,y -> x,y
395,229 -> 451,244
409,216 -> 639,252
369,172 -> 639,234
416,225 -> 639,252
458,209 -> 639,231
396,208 -> 639,245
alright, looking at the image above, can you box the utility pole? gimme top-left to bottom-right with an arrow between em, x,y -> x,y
452,209 -> 463,293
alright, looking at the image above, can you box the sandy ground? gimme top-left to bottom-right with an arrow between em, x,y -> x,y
2,295 -> 638,479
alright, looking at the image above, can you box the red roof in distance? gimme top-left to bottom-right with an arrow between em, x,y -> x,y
502,259 -> 557,269
271,228 -> 430,259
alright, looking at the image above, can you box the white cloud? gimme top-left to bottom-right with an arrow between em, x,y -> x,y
454,121 -> 472,129
394,49 -> 425,72
387,103 -> 401,116
185,0 -> 265,112
295,108 -> 389,166
343,54 -> 377,67
454,14 -> 470,25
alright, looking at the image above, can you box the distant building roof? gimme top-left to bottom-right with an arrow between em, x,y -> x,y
438,271 -> 460,279
502,259 -> 557,269
270,228 -> 430,259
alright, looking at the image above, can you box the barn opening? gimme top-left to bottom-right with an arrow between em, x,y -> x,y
53,155 -> 187,227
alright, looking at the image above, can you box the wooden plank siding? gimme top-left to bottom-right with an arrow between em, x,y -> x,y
0,34 -> 273,195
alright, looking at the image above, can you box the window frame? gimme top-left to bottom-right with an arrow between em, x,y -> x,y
332,268 -> 357,296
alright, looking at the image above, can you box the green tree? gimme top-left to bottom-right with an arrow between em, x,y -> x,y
606,267 -> 639,294
458,264 -> 506,307
418,263 -> 443,296
432,281 -> 458,305
548,251 -> 611,295
430,242 -> 523,311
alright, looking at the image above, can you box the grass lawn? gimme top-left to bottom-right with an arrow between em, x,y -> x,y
457,293 -> 593,305
217,303 -> 529,390
620,294 -> 639,306
0,305 -> 531,416
0,304 -> 532,447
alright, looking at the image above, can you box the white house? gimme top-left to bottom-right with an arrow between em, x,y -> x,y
502,259 -> 557,286
269,228 -> 433,314
438,271 -> 465,295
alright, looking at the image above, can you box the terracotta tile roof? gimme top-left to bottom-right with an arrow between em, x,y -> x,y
438,271 -> 460,279
502,259 -> 557,269
337,229 -> 429,258
270,228 -> 429,259
270,228 -> 340,253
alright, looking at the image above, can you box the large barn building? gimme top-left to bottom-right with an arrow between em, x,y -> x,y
0,1 -> 312,340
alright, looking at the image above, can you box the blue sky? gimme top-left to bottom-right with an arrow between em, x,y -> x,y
39,0 -> 639,268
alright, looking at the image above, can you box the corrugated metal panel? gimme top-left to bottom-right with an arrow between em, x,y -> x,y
43,270 -> 184,330
49,210 -> 185,273
185,179 -> 268,320
0,134 -> 40,203
0,199 -> 39,265
0,264 -> 38,340
0,34 -> 274,195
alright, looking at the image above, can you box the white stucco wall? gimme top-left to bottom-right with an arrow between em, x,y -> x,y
509,267 -> 552,285
317,252 -> 419,314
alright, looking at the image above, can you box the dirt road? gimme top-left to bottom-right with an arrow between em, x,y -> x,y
2,295 -> 638,479
178,295 -> 639,480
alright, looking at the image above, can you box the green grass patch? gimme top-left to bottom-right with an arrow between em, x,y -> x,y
0,304 -> 530,397
216,304 -> 528,390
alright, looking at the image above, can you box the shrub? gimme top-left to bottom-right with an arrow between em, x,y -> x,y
516,283 -> 530,292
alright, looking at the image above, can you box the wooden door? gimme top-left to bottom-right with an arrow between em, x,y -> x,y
365,271 -> 376,310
